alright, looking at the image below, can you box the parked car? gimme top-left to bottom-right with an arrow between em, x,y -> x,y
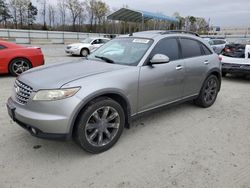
222,43 -> 246,58
203,38 -> 227,54
65,37 -> 110,56
7,31 -> 221,153
0,40 -> 44,76
220,43 -> 250,77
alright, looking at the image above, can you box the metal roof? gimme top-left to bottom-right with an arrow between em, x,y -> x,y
107,8 -> 178,23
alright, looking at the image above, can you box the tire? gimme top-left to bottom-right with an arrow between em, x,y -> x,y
74,97 -> 125,154
194,75 -> 219,108
9,58 -> 31,76
80,48 -> 89,57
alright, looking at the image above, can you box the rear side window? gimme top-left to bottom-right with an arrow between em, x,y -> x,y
180,38 -> 202,58
0,45 -> 6,50
151,38 -> 180,61
101,39 -> 109,43
201,43 -> 212,55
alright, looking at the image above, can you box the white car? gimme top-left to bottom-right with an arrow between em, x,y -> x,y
65,37 -> 110,56
203,38 -> 227,54
220,55 -> 250,77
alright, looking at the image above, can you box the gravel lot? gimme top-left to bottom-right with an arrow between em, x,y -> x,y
0,45 -> 250,188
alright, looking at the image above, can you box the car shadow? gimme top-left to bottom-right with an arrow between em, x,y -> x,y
223,74 -> 250,83
0,74 -> 13,78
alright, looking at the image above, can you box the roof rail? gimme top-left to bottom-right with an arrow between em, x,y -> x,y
162,30 -> 200,37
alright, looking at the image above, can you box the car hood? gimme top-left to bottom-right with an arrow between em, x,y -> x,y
18,60 -> 127,91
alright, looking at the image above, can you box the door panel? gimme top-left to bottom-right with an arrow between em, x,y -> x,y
179,38 -> 210,97
138,37 -> 185,112
138,60 -> 185,112
183,56 -> 210,96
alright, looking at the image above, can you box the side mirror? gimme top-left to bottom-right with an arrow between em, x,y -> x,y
150,54 -> 170,64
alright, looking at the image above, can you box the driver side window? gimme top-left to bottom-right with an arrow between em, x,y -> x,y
150,38 -> 180,61
92,39 -> 100,45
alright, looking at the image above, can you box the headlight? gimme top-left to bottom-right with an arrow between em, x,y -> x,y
33,87 -> 80,101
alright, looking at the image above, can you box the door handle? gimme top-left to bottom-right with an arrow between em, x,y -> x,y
204,60 -> 209,65
176,65 -> 183,70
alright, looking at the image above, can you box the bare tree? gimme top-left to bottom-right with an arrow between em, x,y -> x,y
0,0 -> 11,27
47,3 -> 56,28
195,17 -> 209,34
9,0 -> 18,28
65,0 -> 82,31
37,0 -> 46,29
77,5 -> 85,31
57,0 -> 67,30
93,0 -> 109,32
85,0 -> 95,32
14,0 -> 29,27
27,2 -> 38,28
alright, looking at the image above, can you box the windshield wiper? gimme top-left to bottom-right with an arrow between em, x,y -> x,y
95,55 -> 114,64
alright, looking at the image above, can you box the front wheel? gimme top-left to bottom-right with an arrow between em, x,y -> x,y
194,75 -> 219,108
74,97 -> 125,154
80,48 -> 89,57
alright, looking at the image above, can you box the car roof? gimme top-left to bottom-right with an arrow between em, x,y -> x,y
89,37 -> 110,40
119,30 -> 205,43
120,30 -> 200,39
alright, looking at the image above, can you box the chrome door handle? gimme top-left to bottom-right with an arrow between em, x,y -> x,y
204,60 -> 209,65
176,65 -> 183,70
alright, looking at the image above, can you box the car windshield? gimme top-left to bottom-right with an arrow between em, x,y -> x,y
88,37 -> 153,66
80,38 -> 93,44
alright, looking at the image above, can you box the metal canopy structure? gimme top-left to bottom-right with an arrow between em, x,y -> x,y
107,8 -> 178,23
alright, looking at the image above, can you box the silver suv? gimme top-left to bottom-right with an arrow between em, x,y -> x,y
7,31 -> 221,153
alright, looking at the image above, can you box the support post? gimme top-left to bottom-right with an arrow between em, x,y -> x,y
141,14 -> 144,31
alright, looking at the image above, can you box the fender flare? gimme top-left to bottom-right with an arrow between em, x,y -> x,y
67,90 -> 132,138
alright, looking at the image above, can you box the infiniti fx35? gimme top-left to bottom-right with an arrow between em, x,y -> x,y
7,31 -> 221,153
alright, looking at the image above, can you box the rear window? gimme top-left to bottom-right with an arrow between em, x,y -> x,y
213,40 -> 226,45
180,38 -> 202,58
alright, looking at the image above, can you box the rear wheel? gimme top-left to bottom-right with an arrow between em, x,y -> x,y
9,58 -> 31,76
74,97 -> 125,154
194,75 -> 219,108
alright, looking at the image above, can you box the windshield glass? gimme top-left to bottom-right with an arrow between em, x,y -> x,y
88,37 -> 153,66
81,38 -> 93,44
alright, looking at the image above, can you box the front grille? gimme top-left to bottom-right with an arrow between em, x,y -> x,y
14,80 -> 33,105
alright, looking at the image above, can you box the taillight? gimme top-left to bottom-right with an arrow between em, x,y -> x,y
224,48 -> 231,53
219,56 -> 222,61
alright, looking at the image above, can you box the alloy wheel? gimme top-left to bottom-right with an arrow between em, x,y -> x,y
12,59 -> 30,75
85,106 -> 120,147
203,78 -> 218,104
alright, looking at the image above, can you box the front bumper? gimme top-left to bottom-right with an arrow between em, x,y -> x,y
222,63 -> 250,75
65,48 -> 80,55
6,96 -> 81,140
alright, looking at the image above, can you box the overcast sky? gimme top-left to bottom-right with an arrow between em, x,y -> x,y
103,0 -> 250,27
